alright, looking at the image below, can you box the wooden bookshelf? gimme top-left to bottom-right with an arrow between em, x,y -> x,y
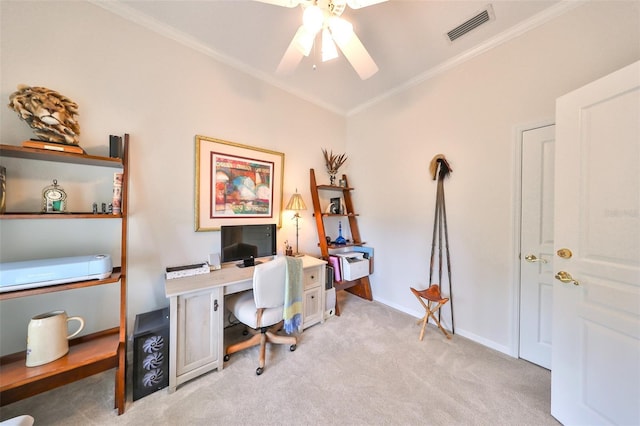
0,213 -> 122,219
0,268 -> 122,301
0,329 -> 120,406
0,137 -> 129,414
0,144 -> 122,168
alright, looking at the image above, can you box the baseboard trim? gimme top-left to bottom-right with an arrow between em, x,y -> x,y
374,296 -> 513,357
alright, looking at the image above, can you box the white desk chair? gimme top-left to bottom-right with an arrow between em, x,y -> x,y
224,256 -> 298,375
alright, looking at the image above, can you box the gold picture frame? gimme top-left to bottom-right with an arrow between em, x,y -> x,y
195,135 -> 284,231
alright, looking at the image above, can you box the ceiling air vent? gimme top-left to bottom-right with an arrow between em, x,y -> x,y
447,5 -> 495,42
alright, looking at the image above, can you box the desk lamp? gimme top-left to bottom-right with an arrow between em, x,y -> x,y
285,189 -> 307,256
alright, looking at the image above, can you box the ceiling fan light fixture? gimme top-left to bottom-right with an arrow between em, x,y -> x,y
263,0 -> 386,79
321,28 -> 339,61
302,4 -> 324,34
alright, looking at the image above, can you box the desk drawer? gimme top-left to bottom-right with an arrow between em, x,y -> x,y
303,266 -> 321,290
224,280 -> 252,295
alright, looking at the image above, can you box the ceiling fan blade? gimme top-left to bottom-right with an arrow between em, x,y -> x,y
321,28 -> 339,62
276,43 -> 304,75
254,0 -> 302,7
345,0 -> 387,9
276,26 -> 313,74
291,25 -> 315,56
329,17 -> 378,80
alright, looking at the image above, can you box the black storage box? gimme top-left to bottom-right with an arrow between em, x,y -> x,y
132,307 -> 170,401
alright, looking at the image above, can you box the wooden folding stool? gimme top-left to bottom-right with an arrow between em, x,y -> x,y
410,285 -> 451,340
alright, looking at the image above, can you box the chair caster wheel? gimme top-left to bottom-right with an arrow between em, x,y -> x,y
256,367 -> 264,375
224,354 -> 230,362
290,344 -> 297,352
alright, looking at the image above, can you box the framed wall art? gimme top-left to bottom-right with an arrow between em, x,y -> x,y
195,135 -> 284,231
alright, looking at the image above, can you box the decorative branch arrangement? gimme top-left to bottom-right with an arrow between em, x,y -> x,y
322,148 -> 348,185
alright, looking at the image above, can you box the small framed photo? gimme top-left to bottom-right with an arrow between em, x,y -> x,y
330,197 -> 342,214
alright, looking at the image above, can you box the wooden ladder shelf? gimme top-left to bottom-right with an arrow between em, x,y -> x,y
309,168 -> 372,315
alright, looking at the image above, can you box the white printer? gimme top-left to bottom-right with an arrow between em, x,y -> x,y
334,251 -> 369,281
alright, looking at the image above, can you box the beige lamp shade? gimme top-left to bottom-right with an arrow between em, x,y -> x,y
285,192 -> 307,211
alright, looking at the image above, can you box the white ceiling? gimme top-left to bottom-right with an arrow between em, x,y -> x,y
95,0 -> 574,115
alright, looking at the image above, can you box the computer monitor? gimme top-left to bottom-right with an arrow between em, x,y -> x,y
220,224 -> 277,265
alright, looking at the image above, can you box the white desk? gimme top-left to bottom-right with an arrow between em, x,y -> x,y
164,255 -> 326,392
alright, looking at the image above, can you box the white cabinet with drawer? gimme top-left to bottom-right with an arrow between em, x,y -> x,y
301,259 -> 325,329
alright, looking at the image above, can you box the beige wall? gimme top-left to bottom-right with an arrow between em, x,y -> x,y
1,1 -> 639,357
0,1 -> 345,354
348,1 -> 640,353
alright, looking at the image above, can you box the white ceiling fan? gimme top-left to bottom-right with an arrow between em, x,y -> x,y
256,0 -> 387,80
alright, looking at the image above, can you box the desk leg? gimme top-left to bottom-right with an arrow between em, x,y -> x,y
168,296 -> 178,393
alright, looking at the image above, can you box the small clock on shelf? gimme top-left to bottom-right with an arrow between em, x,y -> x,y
42,179 -> 67,213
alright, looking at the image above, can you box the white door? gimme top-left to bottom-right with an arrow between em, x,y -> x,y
519,125 -> 555,369
552,61 -> 640,425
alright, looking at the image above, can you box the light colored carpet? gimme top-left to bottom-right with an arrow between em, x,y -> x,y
1,292 -> 559,425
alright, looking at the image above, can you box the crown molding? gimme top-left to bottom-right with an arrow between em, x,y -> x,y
90,0 -> 583,117
89,0 -> 347,115
348,1 -> 586,116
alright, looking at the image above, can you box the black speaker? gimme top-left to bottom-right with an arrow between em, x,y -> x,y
132,307 -> 170,401
109,135 -> 123,159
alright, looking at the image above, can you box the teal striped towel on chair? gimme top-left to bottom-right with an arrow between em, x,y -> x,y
283,256 -> 303,334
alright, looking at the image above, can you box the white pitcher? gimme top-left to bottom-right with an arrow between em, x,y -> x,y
26,310 -> 84,367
